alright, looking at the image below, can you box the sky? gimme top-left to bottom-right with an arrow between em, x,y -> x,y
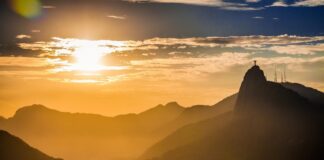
0,0 -> 323,117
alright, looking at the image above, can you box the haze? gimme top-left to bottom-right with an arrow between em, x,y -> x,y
0,0 -> 323,117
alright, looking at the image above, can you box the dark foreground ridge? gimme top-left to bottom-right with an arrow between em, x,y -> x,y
0,130 -> 62,160
235,64 -> 318,114
0,65 -> 323,160
0,97 -> 237,160
141,65 -> 324,160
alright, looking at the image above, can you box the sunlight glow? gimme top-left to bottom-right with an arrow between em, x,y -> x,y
45,38 -> 129,84
51,38 -> 125,72
72,45 -> 106,71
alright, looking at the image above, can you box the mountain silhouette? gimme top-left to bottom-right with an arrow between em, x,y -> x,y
282,82 -> 324,106
0,130 -> 61,160
157,94 -> 237,134
140,65 -> 324,160
0,116 -> 5,122
0,98 -> 235,160
2,65 -> 322,160
235,65 -> 319,114
0,103 -> 184,160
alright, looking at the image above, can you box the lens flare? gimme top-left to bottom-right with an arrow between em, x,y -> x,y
10,0 -> 42,18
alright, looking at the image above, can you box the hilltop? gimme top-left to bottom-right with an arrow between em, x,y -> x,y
0,130 -> 62,160
140,65 -> 324,160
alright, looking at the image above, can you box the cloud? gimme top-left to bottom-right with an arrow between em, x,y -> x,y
129,0 -> 324,10
292,0 -> 324,7
128,0 -> 263,10
42,5 -> 56,9
5,35 -> 323,84
252,16 -> 264,19
246,0 -> 261,2
140,35 -> 324,48
31,30 -> 41,33
0,44 -> 40,57
270,1 -> 288,7
0,57 -> 54,75
269,0 -> 324,7
269,44 -> 324,55
129,52 -> 252,81
16,35 -> 324,57
16,35 -> 31,39
129,51 -> 324,82
0,57 -> 49,67
106,15 -> 126,20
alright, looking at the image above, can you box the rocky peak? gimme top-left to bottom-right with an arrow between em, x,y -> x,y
235,65 -> 312,115
0,116 -> 5,121
12,104 -> 55,120
165,102 -> 181,108
241,65 -> 266,88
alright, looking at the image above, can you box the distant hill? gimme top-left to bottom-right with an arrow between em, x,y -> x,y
140,65 -> 324,160
0,103 -> 184,160
177,94 -> 237,124
282,82 -> 324,106
156,94 -> 237,134
0,97 -> 235,160
0,130 -> 61,160
3,65 -> 321,160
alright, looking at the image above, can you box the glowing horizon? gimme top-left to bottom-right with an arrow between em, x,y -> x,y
0,0 -> 323,118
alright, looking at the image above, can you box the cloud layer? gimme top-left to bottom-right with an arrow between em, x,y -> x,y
129,0 -> 324,9
0,35 -> 321,87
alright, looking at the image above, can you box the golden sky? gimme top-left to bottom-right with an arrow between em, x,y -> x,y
1,0 -> 324,117
0,35 -> 323,117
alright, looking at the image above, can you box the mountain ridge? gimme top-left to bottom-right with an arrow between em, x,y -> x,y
282,82 -> 324,106
0,98 -> 236,160
1,65 -> 322,160
0,130 -> 62,160
140,65 -> 324,160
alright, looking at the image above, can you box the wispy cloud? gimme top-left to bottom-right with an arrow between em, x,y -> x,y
252,16 -> 264,19
31,30 -> 41,33
269,1 -> 288,7
246,0 -> 261,2
269,0 -> 324,7
2,35 -> 323,86
129,52 -> 324,82
128,0 -> 263,10
128,0 -> 324,10
16,35 -> 324,57
292,0 -> 324,7
269,44 -> 324,55
42,5 -> 56,9
16,34 -> 31,39
0,57 -> 51,67
106,15 -> 126,20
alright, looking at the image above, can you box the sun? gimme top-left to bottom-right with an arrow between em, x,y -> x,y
50,38 -> 128,74
71,43 -> 110,72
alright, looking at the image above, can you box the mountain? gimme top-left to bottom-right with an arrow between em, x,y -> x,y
136,102 -> 185,129
0,97 -> 235,160
282,82 -> 324,106
0,130 -> 61,160
0,103 -> 184,160
0,116 -> 5,122
176,94 -> 237,125
140,65 -> 324,160
157,94 -> 237,134
235,65 -> 319,114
